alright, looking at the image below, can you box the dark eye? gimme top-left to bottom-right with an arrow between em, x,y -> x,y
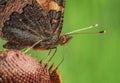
0,0 -> 7,6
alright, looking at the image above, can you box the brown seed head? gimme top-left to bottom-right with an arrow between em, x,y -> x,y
0,50 -> 62,83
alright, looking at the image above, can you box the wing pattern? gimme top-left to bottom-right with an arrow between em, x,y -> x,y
1,0 -> 65,50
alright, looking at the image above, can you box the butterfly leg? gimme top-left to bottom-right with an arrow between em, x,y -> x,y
44,49 -> 52,62
48,47 -> 57,62
53,46 -> 65,70
3,42 -> 24,50
55,51 -> 64,69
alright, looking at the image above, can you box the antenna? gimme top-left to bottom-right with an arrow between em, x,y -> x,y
70,30 -> 106,35
65,24 -> 100,35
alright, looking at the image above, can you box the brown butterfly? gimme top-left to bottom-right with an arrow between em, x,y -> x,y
0,0 -> 72,51
0,0 -> 105,51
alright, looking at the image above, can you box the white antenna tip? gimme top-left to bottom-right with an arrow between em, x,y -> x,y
92,24 -> 98,28
65,24 -> 99,35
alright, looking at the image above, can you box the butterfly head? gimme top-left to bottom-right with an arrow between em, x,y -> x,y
58,34 -> 72,45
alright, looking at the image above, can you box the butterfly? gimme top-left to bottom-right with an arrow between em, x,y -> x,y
0,0 -> 72,50
0,0 -> 105,51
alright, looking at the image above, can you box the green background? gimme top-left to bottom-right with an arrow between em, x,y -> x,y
0,0 -> 120,83
62,0 -> 120,83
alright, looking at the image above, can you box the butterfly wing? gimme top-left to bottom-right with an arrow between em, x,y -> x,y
48,0 -> 65,39
36,0 -> 65,40
1,0 -> 53,49
0,0 -> 32,28
0,0 -> 65,50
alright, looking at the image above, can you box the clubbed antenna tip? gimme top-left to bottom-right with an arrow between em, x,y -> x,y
92,24 -> 98,28
65,24 -> 99,35
99,30 -> 106,34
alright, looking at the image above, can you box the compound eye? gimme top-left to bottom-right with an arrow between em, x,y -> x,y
62,36 -> 67,44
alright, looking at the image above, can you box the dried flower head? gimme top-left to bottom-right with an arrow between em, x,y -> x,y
0,50 -> 62,83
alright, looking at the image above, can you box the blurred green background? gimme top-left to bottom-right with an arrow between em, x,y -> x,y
62,0 -> 120,83
0,0 -> 120,83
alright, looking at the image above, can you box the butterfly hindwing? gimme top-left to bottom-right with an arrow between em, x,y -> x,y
2,0 -> 52,49
0,0 -> 65,50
